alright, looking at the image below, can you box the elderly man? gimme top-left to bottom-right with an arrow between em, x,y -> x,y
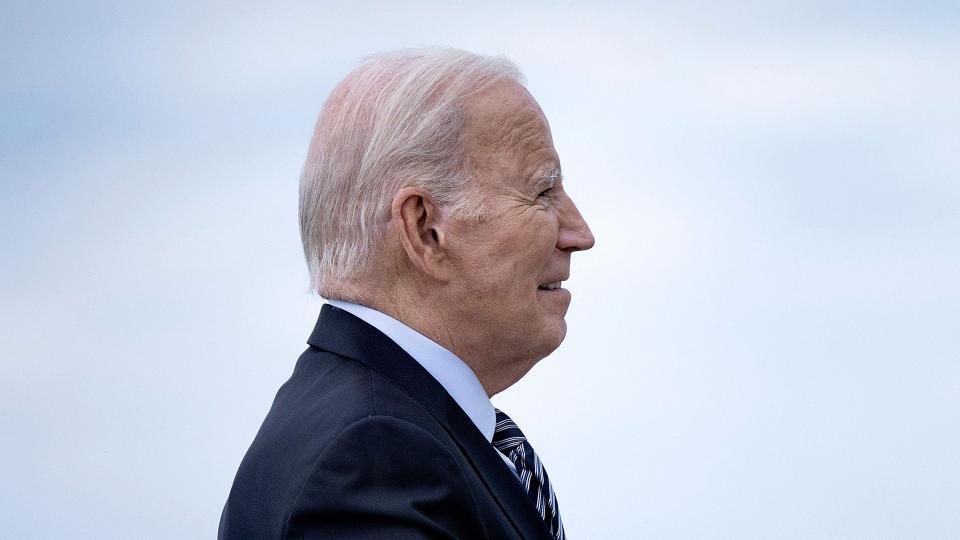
219,48 -> 594,540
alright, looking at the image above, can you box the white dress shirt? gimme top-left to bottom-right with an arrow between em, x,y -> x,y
327,299 -> 518,477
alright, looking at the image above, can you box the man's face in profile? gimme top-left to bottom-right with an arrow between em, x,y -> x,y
441,80 -> 595,368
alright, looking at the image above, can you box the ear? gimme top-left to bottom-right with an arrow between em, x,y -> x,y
390,186 -> 450,280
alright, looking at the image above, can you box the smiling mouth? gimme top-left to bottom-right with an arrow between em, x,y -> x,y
538,282 -> 563,290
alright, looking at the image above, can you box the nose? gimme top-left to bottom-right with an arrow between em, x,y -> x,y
557,192 -> 595,252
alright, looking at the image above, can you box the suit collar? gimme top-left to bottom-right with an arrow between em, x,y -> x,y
307,304 -> 553,540
308,303 -> 449,419
325,299 -> 497,442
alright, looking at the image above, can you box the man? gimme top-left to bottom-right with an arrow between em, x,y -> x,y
219,48 -> 595,539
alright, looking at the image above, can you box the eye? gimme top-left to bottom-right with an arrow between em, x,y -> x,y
537,188 -> 552,198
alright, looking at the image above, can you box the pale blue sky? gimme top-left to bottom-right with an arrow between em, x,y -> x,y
2,1 -> 958,538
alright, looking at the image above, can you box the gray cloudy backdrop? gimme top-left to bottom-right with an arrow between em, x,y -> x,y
2,1 -> 958,538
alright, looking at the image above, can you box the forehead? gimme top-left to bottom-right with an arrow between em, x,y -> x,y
463,81 -> 557,179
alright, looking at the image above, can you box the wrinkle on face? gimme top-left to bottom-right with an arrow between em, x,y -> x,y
465,84 -> 560,198
473,102 -> 543,149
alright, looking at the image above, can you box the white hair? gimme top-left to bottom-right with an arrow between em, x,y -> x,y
299,48 -> 524,293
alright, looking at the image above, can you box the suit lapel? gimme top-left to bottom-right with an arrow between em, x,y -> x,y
307,304 -> 552,540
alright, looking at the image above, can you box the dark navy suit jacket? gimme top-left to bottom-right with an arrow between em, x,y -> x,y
219,304 -> 553,539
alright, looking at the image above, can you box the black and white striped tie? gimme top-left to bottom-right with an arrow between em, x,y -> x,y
492,408 -> 566,540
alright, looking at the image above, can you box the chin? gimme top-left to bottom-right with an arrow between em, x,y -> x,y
554,319 -> 568,347
535,319 -> 568,360
556,314 -> 568,335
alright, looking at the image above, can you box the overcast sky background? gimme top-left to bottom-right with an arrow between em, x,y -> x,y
2,1 -> 959,538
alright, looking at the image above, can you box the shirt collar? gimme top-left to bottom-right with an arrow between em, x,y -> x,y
326,299 -> 496,442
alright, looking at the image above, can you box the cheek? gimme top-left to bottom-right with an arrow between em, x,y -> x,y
460,219 -> 552,298
461,261 -> 523,310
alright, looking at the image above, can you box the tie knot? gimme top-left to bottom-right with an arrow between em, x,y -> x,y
492,408 -> 527,452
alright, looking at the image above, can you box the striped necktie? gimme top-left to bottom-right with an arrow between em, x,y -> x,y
492,408 -> 566,540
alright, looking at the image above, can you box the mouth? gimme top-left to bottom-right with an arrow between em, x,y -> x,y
537,281 -> 563,291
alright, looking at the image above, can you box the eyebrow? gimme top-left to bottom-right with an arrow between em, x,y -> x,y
534,167 -> 562,189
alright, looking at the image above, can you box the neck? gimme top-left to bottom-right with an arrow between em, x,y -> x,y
335,277 -> 532,397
